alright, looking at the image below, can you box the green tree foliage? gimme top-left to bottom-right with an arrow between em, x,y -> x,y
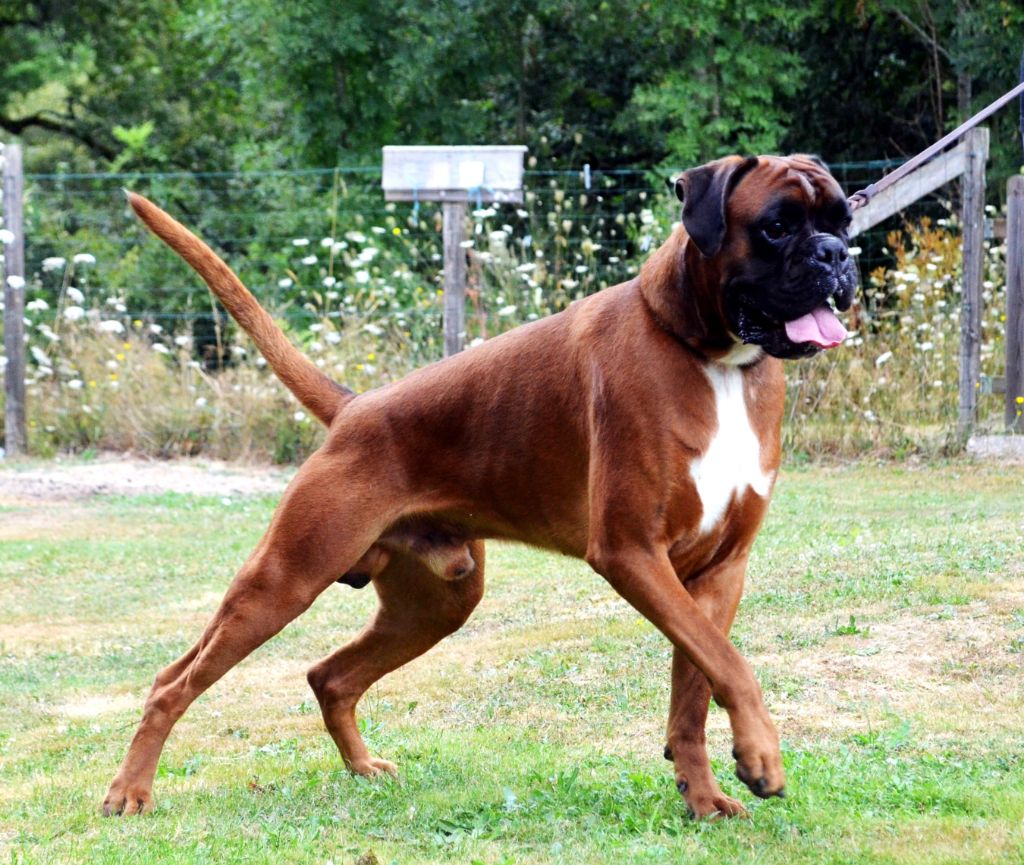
3,0 -> 1022,179
781,0 -> 1024,188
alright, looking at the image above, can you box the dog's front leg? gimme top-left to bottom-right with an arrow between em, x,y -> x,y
664,556 -> 749,818
585,544 -> 784,800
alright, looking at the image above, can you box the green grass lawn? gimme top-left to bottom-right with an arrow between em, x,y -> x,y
1,462 -> 1023,864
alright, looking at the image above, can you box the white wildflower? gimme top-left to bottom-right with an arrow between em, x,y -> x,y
320,237 -> 334,248
152,342 -> 169,354
875,351 -> 892,367
309,323 -> 323,333
0,229 -> 14,244
67,379 -> 83,390
325,331 -> 341,345
99,320 -> 124,334
195,397 -> 207,407
292,238 -> 310,247
63,306 -> 85,322
30,346 -> 49,365
355,270 -> 370,284
918,341 -> 934,352
72,253 -> 96,265
67,287 -> 85,303
6,275 -> 25,290
174,335 -> 192,347
497,305 -> 517,316
459,240 -> 475,249
26,298 -> 49,312
278,278 -> 294,289
301,255 -> 317,266
293,410 -> 307,422
322,276 -> 337,288
42,256 -> 67,271
345,231 -> 366,244
363,323 -> 383,336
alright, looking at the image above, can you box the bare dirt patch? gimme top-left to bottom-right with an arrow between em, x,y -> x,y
0,453 -> 291,500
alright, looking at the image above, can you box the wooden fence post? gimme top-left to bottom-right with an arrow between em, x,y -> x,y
442,201 -> 467,357
2,142 -> 27,457
958,127 -> 988,437
1006,173 -> 1024,432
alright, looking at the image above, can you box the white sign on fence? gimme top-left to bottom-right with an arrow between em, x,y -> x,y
382,145 -> 527,204
382,144 -> 528,357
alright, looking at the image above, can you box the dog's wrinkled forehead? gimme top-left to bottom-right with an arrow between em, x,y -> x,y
728,155 -> 848,224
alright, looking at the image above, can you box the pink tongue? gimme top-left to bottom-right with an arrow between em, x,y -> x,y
784,306 -> 847,349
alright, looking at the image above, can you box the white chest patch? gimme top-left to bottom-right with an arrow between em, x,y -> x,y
689,364 -> 772,533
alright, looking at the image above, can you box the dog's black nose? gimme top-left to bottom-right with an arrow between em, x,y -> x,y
813,236 -> 848,266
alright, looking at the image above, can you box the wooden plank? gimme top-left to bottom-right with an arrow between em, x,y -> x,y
442,201 -> 467,357
850,140 -> 968,238
2,143 -> 26,456
958,127 -> 989,436
1006,174 -> 1024,432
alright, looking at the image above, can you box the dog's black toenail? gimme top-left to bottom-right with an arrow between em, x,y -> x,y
776,788 -> 786,799
732,747 -> 740,761
664,745 -> 673,761
676,779 -> 688,794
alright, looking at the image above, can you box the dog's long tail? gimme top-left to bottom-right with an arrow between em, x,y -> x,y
126,191 -> 351,426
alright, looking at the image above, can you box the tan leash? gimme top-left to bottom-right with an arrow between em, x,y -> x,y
847,78 -> 1024,211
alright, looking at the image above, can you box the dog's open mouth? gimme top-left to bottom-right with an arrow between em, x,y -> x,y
730,292 -> 849,359
783,302 -> 847,349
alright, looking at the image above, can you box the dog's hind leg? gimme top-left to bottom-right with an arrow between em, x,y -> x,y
664,556 -> 748,819
102,450 -> 399,816
307,541 -> 485,776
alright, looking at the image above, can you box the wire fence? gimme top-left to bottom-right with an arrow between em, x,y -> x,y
18,158 -> 930,340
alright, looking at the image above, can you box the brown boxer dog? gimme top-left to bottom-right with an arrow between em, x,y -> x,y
104,154 -> 855,820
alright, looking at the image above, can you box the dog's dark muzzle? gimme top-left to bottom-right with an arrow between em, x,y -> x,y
728,235 -> 858,359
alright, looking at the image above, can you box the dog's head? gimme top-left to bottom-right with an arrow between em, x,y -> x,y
671,154 -> 857,360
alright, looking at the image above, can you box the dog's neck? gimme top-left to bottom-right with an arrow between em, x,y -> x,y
639,227 -> 750,363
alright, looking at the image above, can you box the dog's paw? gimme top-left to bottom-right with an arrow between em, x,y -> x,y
731,742 -> 785,799
677,780 -> 748,819
102,778 -> 154,816
350,757 -> 398,779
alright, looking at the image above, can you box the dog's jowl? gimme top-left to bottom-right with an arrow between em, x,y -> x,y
103,154 -> 853,820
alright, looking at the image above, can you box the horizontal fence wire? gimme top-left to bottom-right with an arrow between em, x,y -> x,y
18,159 -> 936,332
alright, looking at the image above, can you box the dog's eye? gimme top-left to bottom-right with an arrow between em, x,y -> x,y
763,221 -> 789,241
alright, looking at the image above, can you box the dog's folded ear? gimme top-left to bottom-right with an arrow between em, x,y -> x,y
677,156 -> 759,258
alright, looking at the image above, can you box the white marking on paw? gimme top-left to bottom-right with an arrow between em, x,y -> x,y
689,364 -> 772,533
